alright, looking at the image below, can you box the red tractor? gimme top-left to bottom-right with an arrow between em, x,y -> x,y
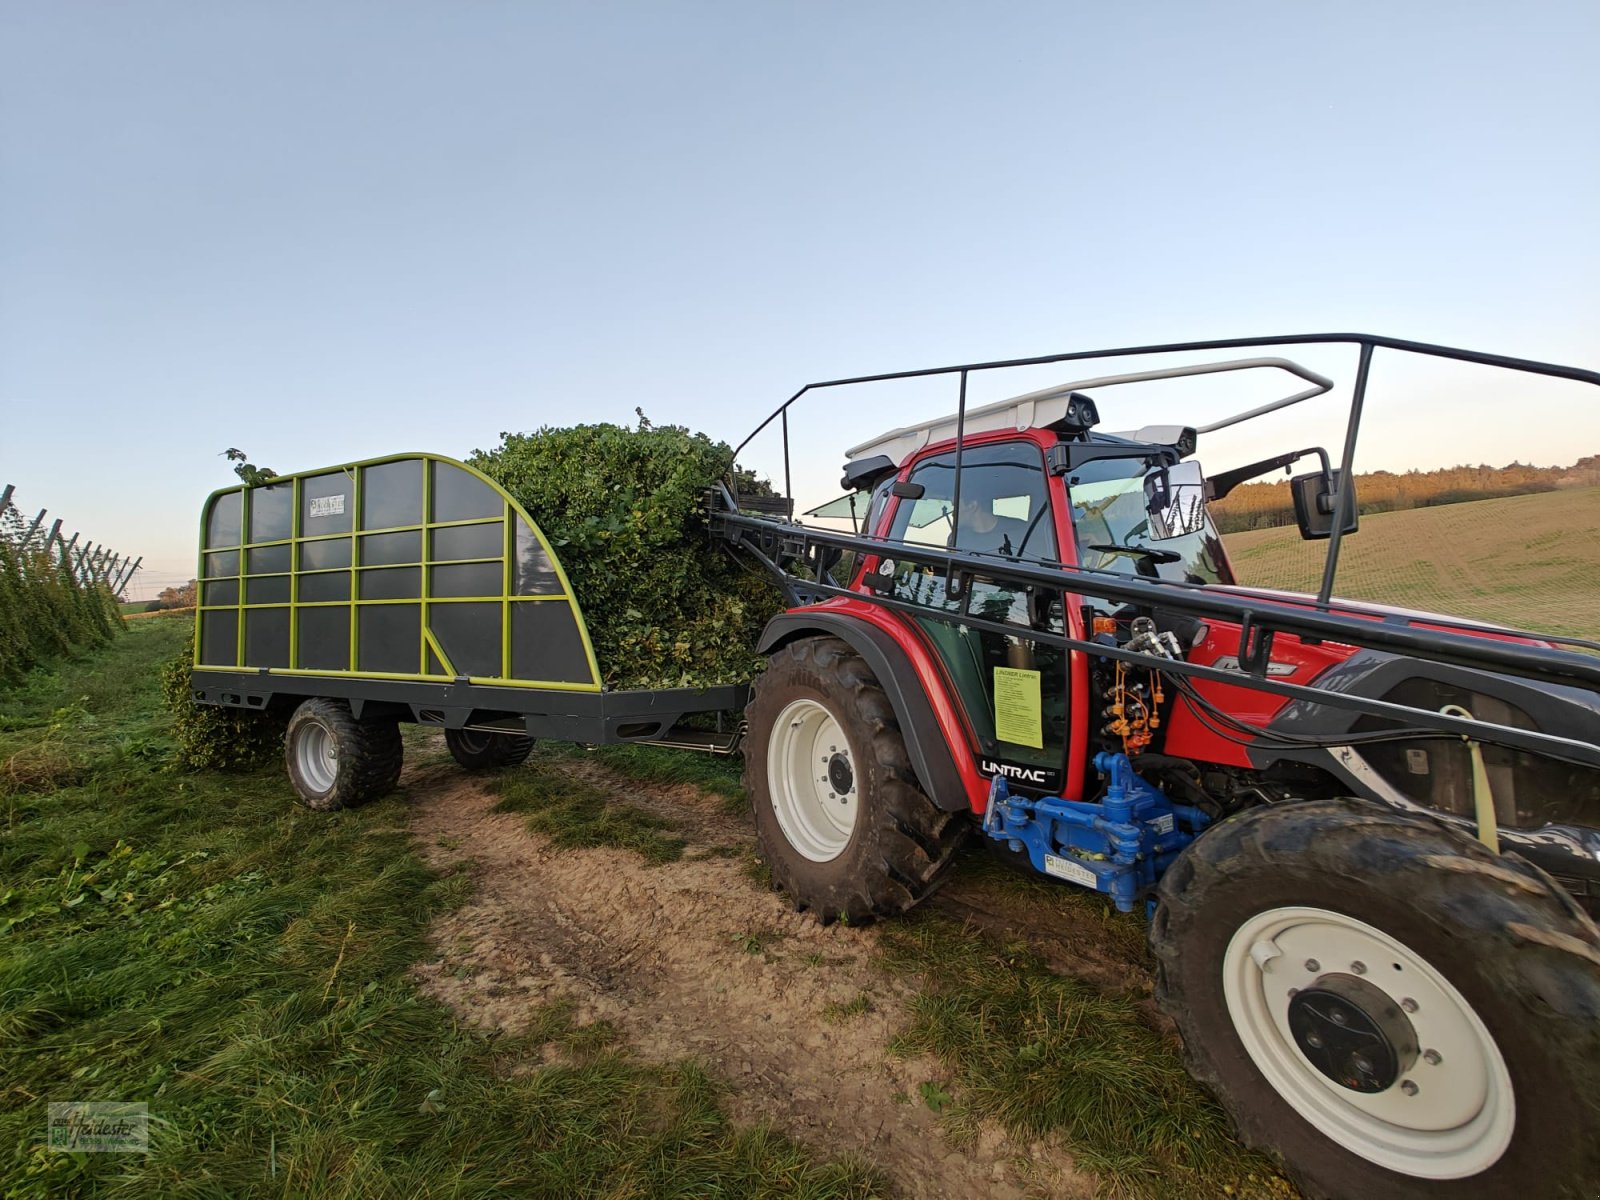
717,334 -> 1600,1200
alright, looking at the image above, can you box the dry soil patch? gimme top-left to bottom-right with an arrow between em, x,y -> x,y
406,754 -> 1094,1199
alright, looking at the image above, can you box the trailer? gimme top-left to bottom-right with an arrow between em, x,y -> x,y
187,334 -> 1600,1200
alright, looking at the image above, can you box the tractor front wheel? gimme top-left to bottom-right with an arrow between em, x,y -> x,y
1152,797 -> 1600,1200
744,636 -> 967,925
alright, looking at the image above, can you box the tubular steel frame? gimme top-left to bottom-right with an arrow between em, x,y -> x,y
720,333 -> 1600,776
733,333 -> 1600,608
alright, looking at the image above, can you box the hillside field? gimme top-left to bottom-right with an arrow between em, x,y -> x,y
1223,486 -> 1600,639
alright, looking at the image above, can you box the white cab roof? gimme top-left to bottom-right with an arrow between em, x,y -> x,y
844,357 -> 1333,465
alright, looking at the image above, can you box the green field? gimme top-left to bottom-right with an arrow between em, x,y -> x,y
0,621 -> 877,1199
1224,486 -> 1600,639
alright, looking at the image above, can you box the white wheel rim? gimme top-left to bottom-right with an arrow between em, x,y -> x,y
1223,905 -> 1514,1180
295,721 -> 338,794
766,697 -> 858,862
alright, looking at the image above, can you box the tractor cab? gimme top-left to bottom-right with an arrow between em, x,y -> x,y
832,380 -> 1247,800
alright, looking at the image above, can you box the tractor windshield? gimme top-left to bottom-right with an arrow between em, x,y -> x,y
1065,456 -> 1234,585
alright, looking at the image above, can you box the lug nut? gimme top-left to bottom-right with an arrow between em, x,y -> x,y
1306,1033 -> 1323,1049
1305,959 -> 1321,972
1351,961 -> 1367,975
1402,998 -> 1419,1013
1401,1080 -> 1419,1096
1423,1049 -> 1442,1066
1330,1009 -> 1348,1026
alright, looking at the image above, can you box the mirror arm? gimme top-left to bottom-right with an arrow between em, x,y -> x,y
1206,446 -> 1332,502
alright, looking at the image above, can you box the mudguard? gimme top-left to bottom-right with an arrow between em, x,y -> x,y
757,612 -> 970,813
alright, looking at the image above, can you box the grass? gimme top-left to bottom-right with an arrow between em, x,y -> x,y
492,750 -> 690,864
0,619 -> 879,1199
822,993 -> 873,1022
544,741 -> 748,814
877,913 -> 1292,1200
1225,486 -> 1600,639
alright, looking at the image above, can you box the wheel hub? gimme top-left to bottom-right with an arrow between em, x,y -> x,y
826,752 -> 854,795
1287,973 -> 1418,1093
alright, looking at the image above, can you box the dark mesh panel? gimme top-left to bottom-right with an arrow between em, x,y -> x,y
514,518 -> 562,595
359,567 -> 421,600
429,602 -> 502,678
246,575 -> 291,605
199,610 -> 238,666
296,607 -> 350,671
301,472 -> 354,535
249,482 -> 294,543
362,460 -> 424,530
430,521 -> 502,561
246,544 -> 292,574
511,601 -> 592,684
360,530 -> 422,566
298,572 -> 350,603
431,461 -> 502,522
204,550 -> 239,578
203,579 -> 239,606
244,608 -> 290,668
207,491 -> 242,548
358,605 -> 421,674
431,562 -> 503,597
299,538 -> 351,570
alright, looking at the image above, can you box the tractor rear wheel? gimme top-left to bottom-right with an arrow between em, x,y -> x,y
284,698 -> 404,811
1151,797 -> 1600,1200
743,636 -> 967,925
444,727 -> 535,770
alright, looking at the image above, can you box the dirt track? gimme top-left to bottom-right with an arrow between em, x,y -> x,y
406,748 -> 1113,1199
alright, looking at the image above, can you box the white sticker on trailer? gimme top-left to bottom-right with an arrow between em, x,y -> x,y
1044,854 -> 1098,889
309,495 -> 346,517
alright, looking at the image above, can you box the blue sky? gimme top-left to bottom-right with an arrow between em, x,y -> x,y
3,1 -> 1597,596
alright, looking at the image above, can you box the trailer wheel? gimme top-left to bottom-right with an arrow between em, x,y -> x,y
284,698 -> 404,811
444,728 -> 535,770
1151,797 -> 1600,1200
744,636 -> 967,925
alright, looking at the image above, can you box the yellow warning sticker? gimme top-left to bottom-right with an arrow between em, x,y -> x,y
993,666 -> 1043,749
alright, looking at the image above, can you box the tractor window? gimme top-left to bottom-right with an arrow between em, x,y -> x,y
880,441 -> 1068,790
1066,456 -> 1234,585
887,442 -> 1058,561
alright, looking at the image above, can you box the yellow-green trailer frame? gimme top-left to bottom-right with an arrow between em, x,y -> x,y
193,452 -> 603,692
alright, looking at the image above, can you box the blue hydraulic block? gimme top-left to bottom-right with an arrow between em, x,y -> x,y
980,752 -> 1210,912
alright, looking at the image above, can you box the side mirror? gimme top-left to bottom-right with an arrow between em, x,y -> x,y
1147,460 -> 1209,540
890,480 -> 926,500
1291,470 -> 1358,540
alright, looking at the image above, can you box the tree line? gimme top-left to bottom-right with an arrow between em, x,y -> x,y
1210,455 -> 1600,534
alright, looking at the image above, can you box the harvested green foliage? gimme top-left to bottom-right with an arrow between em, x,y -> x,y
0,617 -> 880,1199
879,912 -> 1293,1200
470,417 -> 782,689
159,647 -> 287,771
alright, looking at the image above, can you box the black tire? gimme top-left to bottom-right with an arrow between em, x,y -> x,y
283,698 -> 404,811
1151,797 -> 1600,1200
444,727 -> 535,770
743,636 -> 968,925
